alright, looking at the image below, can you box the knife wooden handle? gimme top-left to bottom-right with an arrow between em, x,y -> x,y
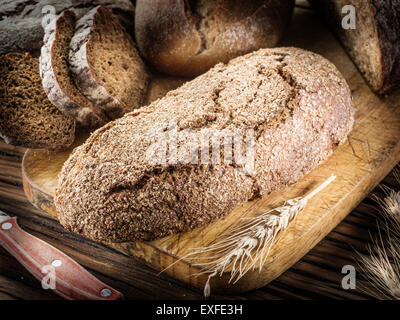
0,217 -> 123,300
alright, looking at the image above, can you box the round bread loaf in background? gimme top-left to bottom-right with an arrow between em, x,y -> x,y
135,0 -> 295,77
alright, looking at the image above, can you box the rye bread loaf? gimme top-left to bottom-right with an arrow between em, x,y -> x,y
55,47 -> 354,243
40,10 -> 107,128
0,0 -> 135,56
135,0 -> 295,77
69,5 -> 149,120
309,0 -> 400,94
0,53 -> 75,149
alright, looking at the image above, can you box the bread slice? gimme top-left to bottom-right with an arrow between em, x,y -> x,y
0,0 -> 136,55
309,0 -> 400,94
69,5 -> 148,120
0,53 -> 75,149
40,10 -> 108,128
55,47 -> 354,242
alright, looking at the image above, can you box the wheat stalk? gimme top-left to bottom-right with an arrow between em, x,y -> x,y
161,175 -> 336,297
372,179 -> 400,238
358,225 -> 400,299
358,166 -> 400,299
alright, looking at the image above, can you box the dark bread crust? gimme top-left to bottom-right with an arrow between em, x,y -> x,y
55,47 -> 354,243
309,0 -> 400,94
371,0 -> 400,93
135,0 -> 295,77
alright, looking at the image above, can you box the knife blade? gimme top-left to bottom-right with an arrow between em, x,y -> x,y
0,209 -> 124,300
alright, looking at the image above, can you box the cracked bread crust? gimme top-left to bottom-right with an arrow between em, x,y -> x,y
69,5 -> 148,120
40,10 -> 107,128
55,47 -> 354,243
135,0 -> 295,77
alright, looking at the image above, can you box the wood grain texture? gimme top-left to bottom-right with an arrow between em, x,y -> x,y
19,7 -> 400,295
0,141 -> 397,299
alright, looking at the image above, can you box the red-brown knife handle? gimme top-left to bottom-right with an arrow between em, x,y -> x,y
0,217 -> 124,300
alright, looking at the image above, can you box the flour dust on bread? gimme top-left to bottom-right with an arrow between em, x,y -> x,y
0,0 -> 135,55
69,5 -> 149,120
55,47 -> 354,243
40,10 -> 108,128
0,53 -> 75,149
135,0 -> 295,77
309,0 -> 400,94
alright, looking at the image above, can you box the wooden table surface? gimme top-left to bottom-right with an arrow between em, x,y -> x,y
0,139 -> 398,300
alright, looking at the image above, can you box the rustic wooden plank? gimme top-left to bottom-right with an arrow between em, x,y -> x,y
0,144 -> 25,159
0,292 -> 16,300
1,157 -> 396,299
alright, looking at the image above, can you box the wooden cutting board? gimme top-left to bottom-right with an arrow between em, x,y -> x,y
21,7 -> 400,294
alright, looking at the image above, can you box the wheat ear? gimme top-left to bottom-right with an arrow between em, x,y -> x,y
358,225 -> 400,299
358,166 -> 400,299
372,172 -> 400,238
160,175 -> 336,297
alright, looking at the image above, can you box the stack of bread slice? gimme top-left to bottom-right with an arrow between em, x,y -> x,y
0,0 -> 136,55
40,10 -> 108,128
1,5 -> 148,149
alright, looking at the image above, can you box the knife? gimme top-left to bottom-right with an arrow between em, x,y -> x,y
0,209 -> 124,300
